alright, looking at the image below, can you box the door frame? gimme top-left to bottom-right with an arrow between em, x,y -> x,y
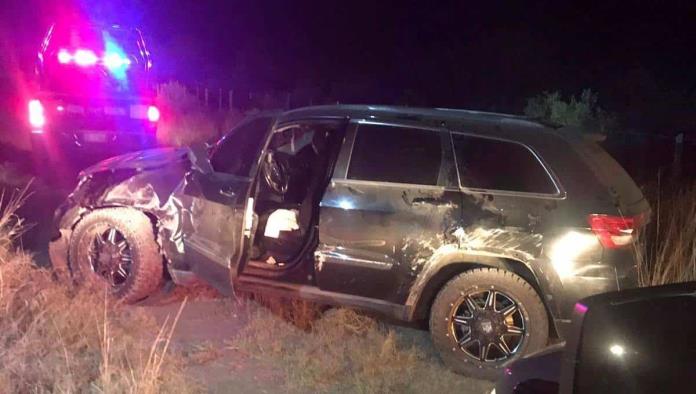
235,116 -> 350,280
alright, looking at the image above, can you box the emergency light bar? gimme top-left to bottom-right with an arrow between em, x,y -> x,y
57,48 -> 132,70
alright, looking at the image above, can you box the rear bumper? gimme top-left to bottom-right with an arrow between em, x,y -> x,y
543,247 -> 640,338
30,94 -> 159,159
32,125 -> 157,155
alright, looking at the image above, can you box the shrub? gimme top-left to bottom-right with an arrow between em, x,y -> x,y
156,81 -> 200,114
156,82 -> 218,147
155,82 -> 252,146
524,89 -> 617,134
157,110 -> 218,147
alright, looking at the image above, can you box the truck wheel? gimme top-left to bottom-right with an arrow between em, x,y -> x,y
429,268 -> 548,380
68,208 -> 163,303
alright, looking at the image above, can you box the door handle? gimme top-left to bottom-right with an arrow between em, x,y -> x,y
219,188 -> 235,198
411,197 -> 449,206
346,185 -> 362,195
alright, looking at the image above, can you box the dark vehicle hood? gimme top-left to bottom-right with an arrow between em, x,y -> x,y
494,343 -> 563,393
81,147 -> 190,176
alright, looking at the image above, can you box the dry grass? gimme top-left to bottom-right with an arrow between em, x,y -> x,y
0,161 -> 32,187
0,187 -> 195,393
155,81 -> 218,147
155,81 -> 244,147
231,296 -> 489,394
157,110 -> 219,147
638,184 -> 696,286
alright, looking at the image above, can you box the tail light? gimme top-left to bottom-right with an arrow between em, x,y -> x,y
147,105 -> 160,122
28,99 -> 46,129
588,214 -> 641,248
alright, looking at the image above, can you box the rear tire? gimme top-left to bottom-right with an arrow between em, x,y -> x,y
429,268 -> 548,380
69,208 -> 163,303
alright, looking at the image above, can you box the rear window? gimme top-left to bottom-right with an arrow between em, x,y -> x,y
573,138 -> 647,209
348,124 -> 443,185
49,25 -> 142,55
452,134 -> 557,194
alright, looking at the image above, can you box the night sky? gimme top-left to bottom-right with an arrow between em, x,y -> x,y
2,1 -> 696,131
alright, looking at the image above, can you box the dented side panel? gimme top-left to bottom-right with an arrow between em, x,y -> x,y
317,180 -> 464,303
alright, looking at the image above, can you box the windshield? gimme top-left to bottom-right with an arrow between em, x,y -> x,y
210,116 -> 275,177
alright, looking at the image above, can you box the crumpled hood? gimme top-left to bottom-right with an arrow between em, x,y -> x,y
80,147 -> 191,176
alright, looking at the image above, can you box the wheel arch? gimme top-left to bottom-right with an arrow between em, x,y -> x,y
407,252 -> 559,337
71,204 -> 159,234
68,201 -> 186,275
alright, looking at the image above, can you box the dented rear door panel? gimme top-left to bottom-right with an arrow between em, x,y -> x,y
318,181 -> 463,303
316,123 -> 463,303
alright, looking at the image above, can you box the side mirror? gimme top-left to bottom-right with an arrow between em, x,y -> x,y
560,282 -> 696,394
188,142 -> 214,174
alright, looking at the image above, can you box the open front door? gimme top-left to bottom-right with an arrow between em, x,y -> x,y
176,116 -> 274,294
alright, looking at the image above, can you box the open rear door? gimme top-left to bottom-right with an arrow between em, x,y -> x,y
176,116 -> 275,294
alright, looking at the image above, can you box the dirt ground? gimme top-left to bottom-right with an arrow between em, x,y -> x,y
140,284 -> 492,393
141,287 -> 287,393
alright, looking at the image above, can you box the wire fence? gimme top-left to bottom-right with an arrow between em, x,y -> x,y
155,82 -> 327,113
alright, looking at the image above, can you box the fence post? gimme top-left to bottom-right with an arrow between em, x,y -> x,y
228,89 -> 234,110
204,88 -> 209,107
218,88 -> 222,110
672,132 -> 684,182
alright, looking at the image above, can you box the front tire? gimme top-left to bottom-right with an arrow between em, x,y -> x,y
69,208 -> 163,303
429,268 -> 548,380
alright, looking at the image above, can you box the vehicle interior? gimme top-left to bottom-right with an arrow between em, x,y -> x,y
247,121 -> 344,270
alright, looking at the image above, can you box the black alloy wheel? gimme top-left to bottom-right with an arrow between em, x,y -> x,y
448,289 -> 526,362
88,227 -> 133,288
68,207 -> 163,303
429,268 -> 549,379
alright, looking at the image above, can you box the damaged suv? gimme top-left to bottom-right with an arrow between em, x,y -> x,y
49,105 -> 650,378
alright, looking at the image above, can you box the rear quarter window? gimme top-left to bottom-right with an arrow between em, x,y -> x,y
452,133 -> 558,194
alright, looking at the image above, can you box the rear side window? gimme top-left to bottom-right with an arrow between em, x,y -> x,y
348,124 -> 442,185
452,134 -> 557,194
